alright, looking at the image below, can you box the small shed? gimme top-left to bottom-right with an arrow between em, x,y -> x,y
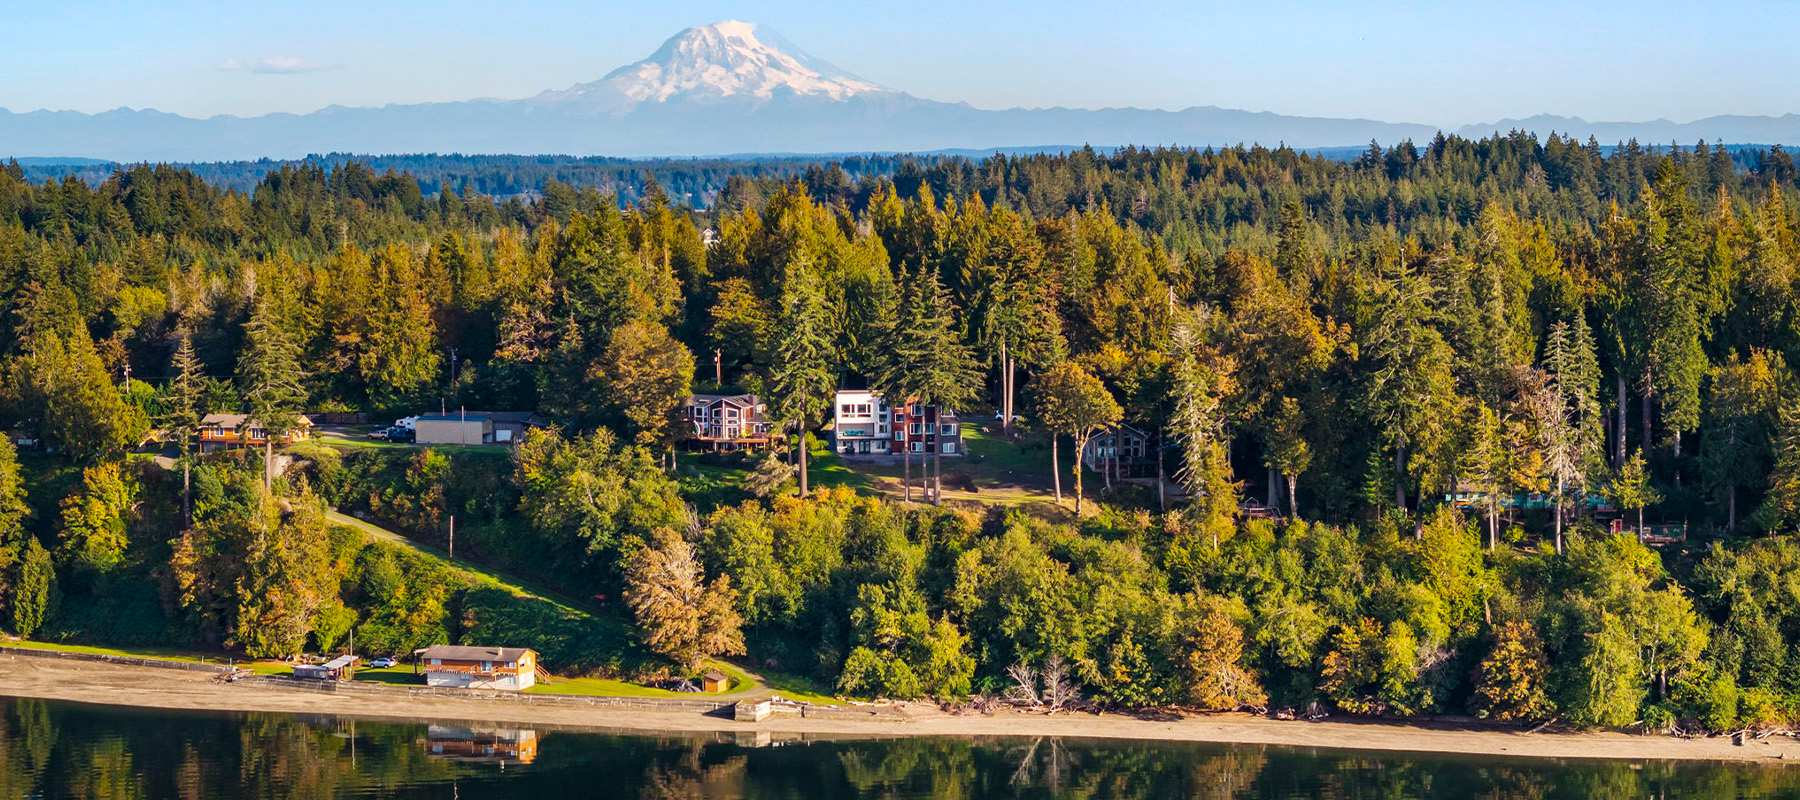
294,654 -> 359,681
702,670 -> 731,693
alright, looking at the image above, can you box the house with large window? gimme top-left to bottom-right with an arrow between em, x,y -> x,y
685,394 -> 776,451
831,390 -> 963,458
417,645 -> 539,691
1081,423 -> 1157,478
198,413 -> 313,452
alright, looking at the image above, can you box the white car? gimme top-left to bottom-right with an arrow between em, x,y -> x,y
369,657 -> 397,668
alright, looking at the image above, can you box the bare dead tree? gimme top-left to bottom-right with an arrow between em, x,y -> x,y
1041,655 -> 1081,711
1006,662 -> 1040,707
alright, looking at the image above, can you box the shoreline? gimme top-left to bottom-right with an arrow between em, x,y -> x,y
2,655 -> 1796,765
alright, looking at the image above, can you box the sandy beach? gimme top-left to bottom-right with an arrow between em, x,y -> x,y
1,654 -> 1795,765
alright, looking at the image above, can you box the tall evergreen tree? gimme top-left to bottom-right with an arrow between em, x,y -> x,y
238,292 -> 307,492
768,256 -> 836,497
897,267 -> 981,504
166,328 -> 204,525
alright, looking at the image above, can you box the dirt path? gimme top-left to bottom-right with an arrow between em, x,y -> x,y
2,656 -> 1796,764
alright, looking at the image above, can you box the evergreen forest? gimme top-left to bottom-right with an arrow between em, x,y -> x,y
3,133 -> 1800,731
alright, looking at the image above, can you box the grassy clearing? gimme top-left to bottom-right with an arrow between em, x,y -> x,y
831,422 -> 1077,514
352,665 -> 424,685
324,512 -> 604,621
528,659 -> 753,698
675,437 -> 876,498
752,667 -> 845,705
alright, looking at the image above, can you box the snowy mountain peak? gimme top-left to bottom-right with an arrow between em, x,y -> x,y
543,21 -> 889,109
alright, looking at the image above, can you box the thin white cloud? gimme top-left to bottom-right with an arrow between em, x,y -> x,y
217,57 -> 334,75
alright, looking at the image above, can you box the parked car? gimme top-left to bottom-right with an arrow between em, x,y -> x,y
370,657 -> 397,668
371,427 -> 414,443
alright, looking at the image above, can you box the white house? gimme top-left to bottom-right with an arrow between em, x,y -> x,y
832,390 -> 963,457
418,645 -> 539,691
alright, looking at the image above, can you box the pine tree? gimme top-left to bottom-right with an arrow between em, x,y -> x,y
238,293 -> 307,493
768,257 -> 836,497
166,329 -> 204,525
964,207 -> 1062,437
1460,403 -> 1510,549
866,274 -> 918,502
1361,249 -> 1458,513
4,281 -> 147,460
359,244 -> 442,409
907,268 -> 982,504
1169,308 -> 1238,542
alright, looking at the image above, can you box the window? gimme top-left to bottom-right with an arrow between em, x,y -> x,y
939,423 -> 956,436
909,423 -> 923,435
942,442 -> 958,454
911,441 -> 926,452
840,404 -> 853,414
893,430 -> 904,440
910,403 -> 923,415
877,424 -> 888,434
726,409 -> 738,418
429,658 -> 441,666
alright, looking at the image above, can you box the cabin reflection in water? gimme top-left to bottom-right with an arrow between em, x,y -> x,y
424,725 -> 539,764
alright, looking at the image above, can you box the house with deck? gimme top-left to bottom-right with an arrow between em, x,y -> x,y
417,645 -> 539,690
199,413 -> 313,452
1081,423 -> 1156,478
685,394 -> 776,451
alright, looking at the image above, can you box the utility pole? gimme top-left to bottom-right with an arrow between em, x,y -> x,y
714,349 -> 723,386
448,515 -> 455,560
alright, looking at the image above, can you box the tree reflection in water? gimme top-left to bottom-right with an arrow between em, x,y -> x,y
3,697 -> 1800,798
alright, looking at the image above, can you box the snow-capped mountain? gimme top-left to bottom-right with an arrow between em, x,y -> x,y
6,21 -> 1800,161
536,21 -> 892,112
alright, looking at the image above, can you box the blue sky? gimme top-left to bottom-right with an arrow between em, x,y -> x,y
3,0 -> 1796,124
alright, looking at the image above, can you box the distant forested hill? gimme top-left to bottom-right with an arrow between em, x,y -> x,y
12,152 -> 961,207
13,143 -> 1787,210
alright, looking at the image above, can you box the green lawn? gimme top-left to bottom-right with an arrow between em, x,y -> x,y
752,667 -> 845,705
527,659 -> 753,697
806,443 -> 875,492
352,665 -> 424,685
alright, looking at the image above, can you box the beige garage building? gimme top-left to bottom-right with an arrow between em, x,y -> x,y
413,411 -> 543,446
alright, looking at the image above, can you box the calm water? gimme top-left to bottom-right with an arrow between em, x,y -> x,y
1,696 -> 1797,798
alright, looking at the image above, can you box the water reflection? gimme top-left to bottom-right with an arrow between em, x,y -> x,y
1,695 -> 1798,798
424,725 -> 538,765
